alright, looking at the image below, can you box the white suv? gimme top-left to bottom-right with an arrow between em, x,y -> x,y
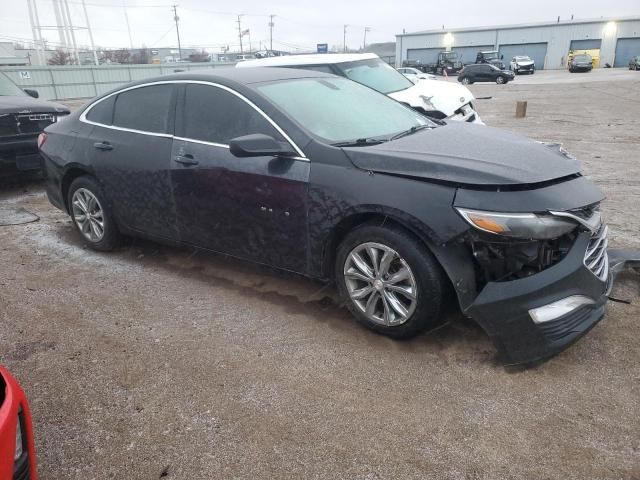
237,53 -> 483,124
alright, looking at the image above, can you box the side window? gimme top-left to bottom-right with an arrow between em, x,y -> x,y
86,95 -> 115,125
182,84 -> 284,144
113,84 -> 174,134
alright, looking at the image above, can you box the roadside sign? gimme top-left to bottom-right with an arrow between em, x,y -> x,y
317,43 -> 328,54
19,71 -> 31,79
151,49 -> 159,55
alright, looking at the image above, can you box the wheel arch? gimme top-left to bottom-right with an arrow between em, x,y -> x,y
60,164 -> 95,213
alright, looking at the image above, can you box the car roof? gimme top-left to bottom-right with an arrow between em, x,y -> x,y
237,52 -> 379,68
125,66 -> 334,88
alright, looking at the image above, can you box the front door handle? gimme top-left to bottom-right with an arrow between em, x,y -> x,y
94,141 -> 113,151
174,153 -> 199,166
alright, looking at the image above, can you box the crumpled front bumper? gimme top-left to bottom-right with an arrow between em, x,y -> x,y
464,231 -> 612,365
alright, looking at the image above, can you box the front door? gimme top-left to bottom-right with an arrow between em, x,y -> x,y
171,82 -> 309,272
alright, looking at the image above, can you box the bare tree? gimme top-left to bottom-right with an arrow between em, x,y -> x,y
48,48 -> 73,65
188,50 -> 211,62
100,49 -> 131,64
131,48 -> 151,64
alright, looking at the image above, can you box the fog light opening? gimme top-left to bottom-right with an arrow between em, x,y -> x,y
529,295 -> 595,324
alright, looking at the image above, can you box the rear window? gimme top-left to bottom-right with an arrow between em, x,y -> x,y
86,95 -> 115,125
113,84 -> 174,134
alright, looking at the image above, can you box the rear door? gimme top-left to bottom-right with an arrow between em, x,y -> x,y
85,83 -> 179,240
171,82 -> 310,272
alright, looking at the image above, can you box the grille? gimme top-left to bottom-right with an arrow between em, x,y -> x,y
584,224 -> 608,282
0,113 -> 56,137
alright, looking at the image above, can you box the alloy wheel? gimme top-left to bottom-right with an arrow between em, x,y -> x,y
496,76 -> 505,84
71,188 -> 105,242
461,77 -> 470,85
343,242 -> 418,326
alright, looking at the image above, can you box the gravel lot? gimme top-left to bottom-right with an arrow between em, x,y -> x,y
1,69 -> 639,480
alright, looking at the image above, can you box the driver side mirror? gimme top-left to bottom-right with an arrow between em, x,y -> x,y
24,89 -> 39,98
229,133 -> 296,158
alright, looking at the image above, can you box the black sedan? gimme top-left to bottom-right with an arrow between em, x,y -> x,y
41,68 -> 610,365
568,54 -> 593,72
457,64 -> 515,85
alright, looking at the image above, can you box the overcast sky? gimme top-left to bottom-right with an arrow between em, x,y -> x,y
1,0 -> 638,53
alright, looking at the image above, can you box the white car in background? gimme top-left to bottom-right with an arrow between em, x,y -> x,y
396,67 -> 438,83
509,56 -> 536,74
237,53 -> 483,124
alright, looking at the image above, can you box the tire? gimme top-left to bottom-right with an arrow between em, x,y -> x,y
335,224 -> 446,339
67,176 -> 121,251
461,77 -> 471,85
496,75 -> 505,84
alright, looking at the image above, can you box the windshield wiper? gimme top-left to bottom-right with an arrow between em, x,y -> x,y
331,138 -> 387,148
389,124 -> 432,141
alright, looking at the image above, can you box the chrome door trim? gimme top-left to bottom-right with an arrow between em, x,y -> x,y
80,79 -> 308,159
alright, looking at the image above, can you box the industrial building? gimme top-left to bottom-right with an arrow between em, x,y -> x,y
396,16 -> 640,69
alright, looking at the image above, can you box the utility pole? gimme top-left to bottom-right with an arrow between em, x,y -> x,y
363,26 -> 370,50
26,0 -> 42,65
80,0 -> 99,65
62,0 -> 80,64
268,14 -> 275,52
123,0 -> 134,49
237,15 -> 244,54
172,5 -> 182,60
343,24 -> 348,52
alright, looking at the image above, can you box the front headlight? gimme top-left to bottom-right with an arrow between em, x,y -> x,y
14,414 -> 23,461
456,208 -> 577,239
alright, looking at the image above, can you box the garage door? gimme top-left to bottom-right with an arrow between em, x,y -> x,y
570,39 -> 602,50
406,48 -> 441,65
451,45 -> 494,65
614,38 -> 640,67
499,43 -> 548,70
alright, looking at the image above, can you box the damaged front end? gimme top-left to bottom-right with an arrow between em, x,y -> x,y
449,180 -> 613,365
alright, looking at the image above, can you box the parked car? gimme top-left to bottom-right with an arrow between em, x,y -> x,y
396,67 -> 437,83
235,54 -> 256,61
457,64 -> 515,84
510,55 -> 535,74
0,73 -> 70,172
628,56 -> 640,70
41,68 -> 611,365
568,54 -> 593,72
0,366 -> 37,480
476,50 -> 506,70
238,53 -> 482,123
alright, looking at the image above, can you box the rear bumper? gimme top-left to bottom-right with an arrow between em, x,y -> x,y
465,231 -> 610,365
0,136 -> 43,171
0,367 -> 37,480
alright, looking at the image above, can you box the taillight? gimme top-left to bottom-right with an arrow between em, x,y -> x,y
37,132 -> 47,150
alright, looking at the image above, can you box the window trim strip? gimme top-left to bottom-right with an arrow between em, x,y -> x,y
79,79 -> 308,160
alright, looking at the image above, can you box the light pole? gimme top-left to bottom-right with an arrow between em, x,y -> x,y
343,24 -> 348,52
237,15 -> 244,54
363,26 -> 370,50
269,14 -> 275,53
172,5 -> 182,60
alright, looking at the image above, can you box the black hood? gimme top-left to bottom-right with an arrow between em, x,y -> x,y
0,96 -> 70,115
342,123 -> 582,186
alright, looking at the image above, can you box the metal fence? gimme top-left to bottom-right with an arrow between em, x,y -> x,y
0,63 -> 236,101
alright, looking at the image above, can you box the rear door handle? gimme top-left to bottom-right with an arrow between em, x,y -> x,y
94,141 -> 113,151
174,153 -> 199,166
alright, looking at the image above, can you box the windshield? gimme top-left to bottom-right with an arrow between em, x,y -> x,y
483,52 -> 499,60
335,58 -> 413,94
0,73 -> 26,96
574,55 -> 592,62
515,56 -> 531,61
257,77 -> 432,144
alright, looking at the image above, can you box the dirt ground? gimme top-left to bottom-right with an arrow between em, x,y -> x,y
1,69 -> 639,480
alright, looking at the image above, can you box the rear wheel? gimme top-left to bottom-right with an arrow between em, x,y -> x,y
335,224 -> 446,339
68,176 -> 121,251
461,77 -> 471,85
496,75 -> 506,84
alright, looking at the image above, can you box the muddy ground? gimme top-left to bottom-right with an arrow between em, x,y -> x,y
1,70 -> 639,479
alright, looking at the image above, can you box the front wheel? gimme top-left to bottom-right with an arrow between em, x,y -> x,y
461,77 -> 471,85
68,176 -> 121,251
335,224 -> 446,339
496,75 -> 506,84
